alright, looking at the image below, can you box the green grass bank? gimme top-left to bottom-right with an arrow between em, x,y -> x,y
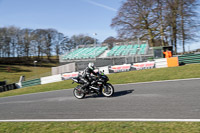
0,122 -> 200,133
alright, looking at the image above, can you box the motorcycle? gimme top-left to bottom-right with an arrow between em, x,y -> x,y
72,70 -> 114,99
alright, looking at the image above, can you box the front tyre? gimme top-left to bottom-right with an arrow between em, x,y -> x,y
73,85 -> 85,99
102,83 -> 114,97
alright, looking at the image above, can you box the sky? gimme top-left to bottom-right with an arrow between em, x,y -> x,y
0,0 -> 123,42
0,0 -> 199,52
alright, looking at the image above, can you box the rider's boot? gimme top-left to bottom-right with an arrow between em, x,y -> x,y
81,85 -> 88,93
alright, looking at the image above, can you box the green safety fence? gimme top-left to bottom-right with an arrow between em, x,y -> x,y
178,54 -> 200,65
22,78 -> 41,88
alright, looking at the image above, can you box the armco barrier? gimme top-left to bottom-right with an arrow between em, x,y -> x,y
178,54 -> 200,64
22,78 -> 41,88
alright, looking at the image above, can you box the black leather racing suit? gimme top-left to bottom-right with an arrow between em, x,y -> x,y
80,67 -> 97,89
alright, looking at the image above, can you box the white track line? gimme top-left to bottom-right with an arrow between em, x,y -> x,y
0,119 -> 200,122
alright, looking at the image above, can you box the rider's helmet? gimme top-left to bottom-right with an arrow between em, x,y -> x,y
88,62 -> 95,70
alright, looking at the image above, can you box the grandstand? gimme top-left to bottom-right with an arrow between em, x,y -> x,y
107,44 -> 148,57
62,46 -> 108,60
60,41 -> 153,70
62,43 -> 148,60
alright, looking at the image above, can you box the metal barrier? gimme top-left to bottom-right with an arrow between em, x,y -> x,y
22,78 -> 41,88
178,54 -> 200,65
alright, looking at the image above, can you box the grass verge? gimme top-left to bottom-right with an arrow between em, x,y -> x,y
0,122 -> 200,133
0,65 -> 51,84
108,63 -> 200,84
0,64 -> 200,98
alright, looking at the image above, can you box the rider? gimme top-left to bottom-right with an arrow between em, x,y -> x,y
80,62 -> 98,91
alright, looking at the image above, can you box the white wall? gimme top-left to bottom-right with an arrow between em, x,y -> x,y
155,58 -> 168,68
41,74 -> 62,84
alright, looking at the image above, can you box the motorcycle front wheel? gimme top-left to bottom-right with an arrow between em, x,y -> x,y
102,83 -> 114,97
73,85 -> 85,99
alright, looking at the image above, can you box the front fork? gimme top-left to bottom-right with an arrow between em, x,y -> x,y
102,84 -> 108,93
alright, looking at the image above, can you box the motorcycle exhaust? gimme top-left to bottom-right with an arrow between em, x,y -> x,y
90,86 -> 99,90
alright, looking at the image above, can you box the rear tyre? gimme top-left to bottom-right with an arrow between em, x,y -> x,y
102,83 -> 114,97
73,85 -> 85,99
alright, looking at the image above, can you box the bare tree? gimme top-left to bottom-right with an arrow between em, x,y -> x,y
111,0 -> 161,47
59,36 -> 71,55
178,0 -> 199,53
0,27 -> 11,57
45,29 -> 53,60
103,36 -> 124,49
4,26 -> 20,57
165,0 -> 199,53
70,34 -> 95,48
111,0 -> 199,53
20,28 -> 33,58
54,33 -> 64,59
155,0 -> 169,46
166,0 -> 180,54
0,26 -> 69,59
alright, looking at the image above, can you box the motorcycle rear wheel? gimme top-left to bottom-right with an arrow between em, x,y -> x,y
73,85 -> 85,99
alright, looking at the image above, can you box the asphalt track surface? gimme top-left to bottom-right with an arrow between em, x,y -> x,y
0,78 -> 200,121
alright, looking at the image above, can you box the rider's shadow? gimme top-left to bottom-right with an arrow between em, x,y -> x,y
85,89 -> 134,98
113,89 -> 134,97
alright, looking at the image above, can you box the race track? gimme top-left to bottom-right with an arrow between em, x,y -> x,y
0,78 -> 200,121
